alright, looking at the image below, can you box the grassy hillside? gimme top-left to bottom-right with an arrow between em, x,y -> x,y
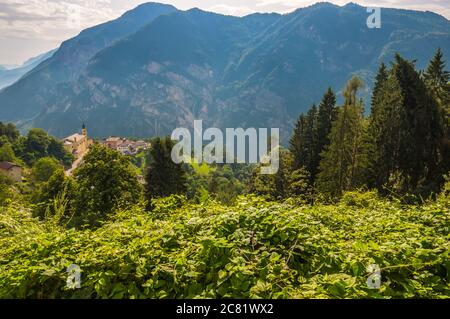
1,189 -> 448,299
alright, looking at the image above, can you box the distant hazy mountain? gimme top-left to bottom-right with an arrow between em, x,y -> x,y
0,49 -> 56,89
0,2 -> 177,124
0,2 -> 449,140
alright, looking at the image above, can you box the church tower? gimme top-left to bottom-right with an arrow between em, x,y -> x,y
82,122 -> 87,137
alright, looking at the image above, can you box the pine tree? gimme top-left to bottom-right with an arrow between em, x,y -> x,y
367,70 -> 404,189
371,63 -> 388,114
145,137 -> 187,204
317,76 -> 368,198
423,49 -> 450,181
289,114 -> 307,170
289,104 -> 318,183
316,87 -> 337,169
424,48 -> 450,108
368,54 -> 445,194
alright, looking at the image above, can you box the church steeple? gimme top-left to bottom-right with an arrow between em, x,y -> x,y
82,122 -> 87,137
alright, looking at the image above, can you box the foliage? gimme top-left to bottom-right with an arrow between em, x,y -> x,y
424,48 -> 450,108
0,190 -> 448,299
248,148 -> 292,200
31,157 -> 62,183
31,168 -> 78,223
12,128 -> 73,167
317,77 -> 369,198
368,54 -> 446,196
290,88 -> 338,185
0,122 -> 20,143
0,142 -> 18,163
0,175 -> 16,206
145,137 -> 187,203
73,144 -> 143,228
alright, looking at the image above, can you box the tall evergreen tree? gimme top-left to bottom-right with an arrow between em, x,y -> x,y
424,48 -> 450,108
316,87 -> 337,165
145,137 -> 187,203
290,89 -> 337,185
368,54 -> 445,194
424,48 -> 450,179
317,77 -> 368,198
371,63 -> 388,114
289,114 -> 307,170
367,70 -> 404,189
289,105 -> 318,183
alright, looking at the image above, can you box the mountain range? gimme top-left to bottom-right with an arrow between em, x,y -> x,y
0,2 -> 449,141
0,49 -> 56,89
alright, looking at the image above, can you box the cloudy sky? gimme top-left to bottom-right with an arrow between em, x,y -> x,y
1,0 -> 449,65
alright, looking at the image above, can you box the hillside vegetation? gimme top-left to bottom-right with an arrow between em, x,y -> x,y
1,188 -> 449,299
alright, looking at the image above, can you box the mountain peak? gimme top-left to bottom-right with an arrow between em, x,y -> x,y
0,2 -> 449,138
343,2 -> 363,8
120,2 -> 177,20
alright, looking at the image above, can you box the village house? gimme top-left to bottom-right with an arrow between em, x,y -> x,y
117,141 -> 134,155
103,137 -> 150,155
0,161 -> 23,183
104,137 -> 122,150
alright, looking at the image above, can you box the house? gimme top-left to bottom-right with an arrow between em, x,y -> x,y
0,161 -> 23,182
117,141 -> 134,155
105,137 -> 122,150
103,137 -> 150,155
133,140 -> 150,151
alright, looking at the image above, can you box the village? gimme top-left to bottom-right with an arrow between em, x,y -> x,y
0,124 -> 151,182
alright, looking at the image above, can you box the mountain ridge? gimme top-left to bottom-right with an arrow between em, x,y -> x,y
0,2 -> 449,140
0,49 -> 56,90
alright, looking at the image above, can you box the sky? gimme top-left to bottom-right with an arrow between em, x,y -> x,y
1,0 -> 449,66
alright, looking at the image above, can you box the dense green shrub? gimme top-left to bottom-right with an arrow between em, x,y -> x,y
0,190 -> 448,299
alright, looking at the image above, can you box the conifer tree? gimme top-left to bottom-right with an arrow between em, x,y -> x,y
289,105 -> 318,183
290,89 -> 337,185
368,54 -> 445,194
424,48 -> 450,108
145,137 -> 187,203
316,87 -> 337,166
424,49 -> 450,176
289,114 -> 307,170
367,70 -> 403,189
371,63 -> 388,114
317,77 -> 368,198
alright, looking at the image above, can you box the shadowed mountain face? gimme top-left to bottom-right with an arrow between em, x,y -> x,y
0,2 -> 449,140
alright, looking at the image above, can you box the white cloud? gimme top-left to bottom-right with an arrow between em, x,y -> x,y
206,4 -> 254,16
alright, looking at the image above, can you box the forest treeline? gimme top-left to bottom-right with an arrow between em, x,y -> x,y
251,50 -> 450,201
0,50 -> 449,230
